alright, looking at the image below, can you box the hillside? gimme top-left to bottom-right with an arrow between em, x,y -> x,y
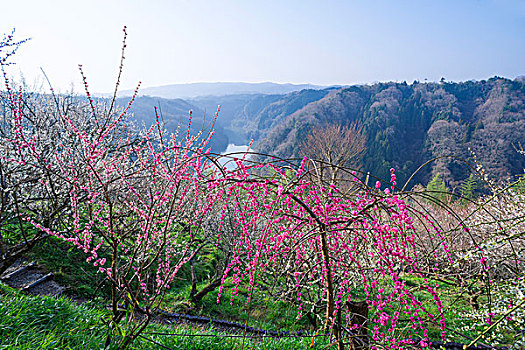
255,77 -> 525,187
121,89 -> 335,151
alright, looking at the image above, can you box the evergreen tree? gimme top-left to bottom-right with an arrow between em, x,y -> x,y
426,173 -> 450,203
459,174 -> 478,204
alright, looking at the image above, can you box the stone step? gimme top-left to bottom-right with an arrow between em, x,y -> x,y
25,278 -> 65,297
22,272 -> 54,291
0,261 -> 36,281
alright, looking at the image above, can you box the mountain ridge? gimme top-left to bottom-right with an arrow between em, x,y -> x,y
117,82 -> 335,99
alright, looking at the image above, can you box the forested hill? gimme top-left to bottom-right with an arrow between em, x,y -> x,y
256,77 -> 525,187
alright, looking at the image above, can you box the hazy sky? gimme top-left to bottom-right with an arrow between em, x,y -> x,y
2,0 -> 524,93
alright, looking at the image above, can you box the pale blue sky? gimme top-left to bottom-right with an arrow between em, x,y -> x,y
2,0 -> 524,93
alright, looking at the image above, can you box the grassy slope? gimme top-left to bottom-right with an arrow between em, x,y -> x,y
0,283 -> 328,350
28,236 -> 308,331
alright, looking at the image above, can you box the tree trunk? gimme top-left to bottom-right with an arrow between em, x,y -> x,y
347,300 -> 369,350
189,258 -> 197,301
319,227 -> 342,348
191,278 -> 223,304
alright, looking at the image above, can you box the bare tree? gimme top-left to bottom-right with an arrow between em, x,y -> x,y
299,122 -> 366,185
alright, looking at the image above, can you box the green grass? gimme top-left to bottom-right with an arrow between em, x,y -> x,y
0,283 -> 108,349
0,283 -> 329,350
369,274 -> 523,347
27,236 -> 310,332
139,326 -> 329,350
161,281 -> 311,332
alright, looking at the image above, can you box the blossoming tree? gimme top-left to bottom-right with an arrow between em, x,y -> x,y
2,28 -> 454,350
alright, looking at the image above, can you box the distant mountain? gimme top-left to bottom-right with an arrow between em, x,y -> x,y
118,82 -> 332,99
119,88 -> 335,151
117,96 -> 229,152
